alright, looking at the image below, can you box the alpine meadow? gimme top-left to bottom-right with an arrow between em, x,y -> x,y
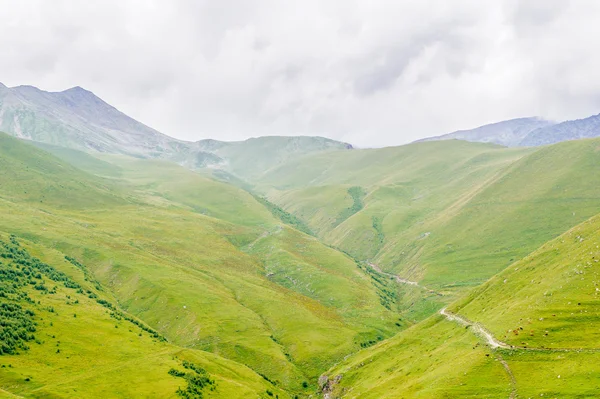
2,3 -> 600,397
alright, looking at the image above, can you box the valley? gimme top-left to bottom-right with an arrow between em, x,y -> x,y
0,85 -> 600,398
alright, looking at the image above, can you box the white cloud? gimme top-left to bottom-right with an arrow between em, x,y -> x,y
1,0 -> 600,147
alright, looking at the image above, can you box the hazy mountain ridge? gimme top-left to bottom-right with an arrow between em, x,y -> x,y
418,117 -> 555,146
520,112 -> 600,146
0,83 -> 352,176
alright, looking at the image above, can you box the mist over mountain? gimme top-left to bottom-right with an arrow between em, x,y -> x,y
0,83 -> 352,178
418,117 -> 555,147
520,112 -> 600,146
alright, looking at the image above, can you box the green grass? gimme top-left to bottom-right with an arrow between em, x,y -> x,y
0,233 -> 286,398
0,133 -> 400,395
326,210 -> 600,398
5,130 -> 600,397
451,212 -> 600,349
258,139 -> 600,300
325,315 -> 512,398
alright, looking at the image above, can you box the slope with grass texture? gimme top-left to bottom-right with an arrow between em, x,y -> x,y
0,133 -> 124,208
325,212 -> 600,398
0,234 -> 285,399
450,212 -> 600,350
259,139 -> 600,296
0,134 -> 399,394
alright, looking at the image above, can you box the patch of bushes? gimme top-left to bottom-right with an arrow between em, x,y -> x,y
252,195 -> 314,236
169,360 -> 215,398
334,186 -> 366,226
0,236 -> 85,355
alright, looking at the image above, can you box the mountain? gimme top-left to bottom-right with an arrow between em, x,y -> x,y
418,117 -> 554,147
5,81 -> 600,397
0,134 -> 397,396
253,138 -> 600,299
520,112 -> 600,146
0,83 -> 352,176
0,84 -> 183,156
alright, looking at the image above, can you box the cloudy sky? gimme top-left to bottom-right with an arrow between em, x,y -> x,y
1,0 -> 600,147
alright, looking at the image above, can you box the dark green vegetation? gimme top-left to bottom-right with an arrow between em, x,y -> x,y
252,195 -> 314,236
0,236 -> 79,355
334,187 -> 365,227
169,360 -> 216,398
2,121 -> 600,398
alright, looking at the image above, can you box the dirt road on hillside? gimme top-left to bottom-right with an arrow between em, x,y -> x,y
368,263 -> 443,296
440,308 -> 600,353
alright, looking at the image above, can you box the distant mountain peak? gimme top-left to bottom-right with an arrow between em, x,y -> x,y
520,112 -> 600,146
63,86 -> 93,95
418,117 -> 555,147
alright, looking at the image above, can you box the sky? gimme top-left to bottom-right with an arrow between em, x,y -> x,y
1,0 -> 600,147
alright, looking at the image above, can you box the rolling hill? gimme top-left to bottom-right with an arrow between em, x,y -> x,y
0,133 -> 398,396
3,81 -> 600,397
323,212 -> 600,398
254,138 -> 600,299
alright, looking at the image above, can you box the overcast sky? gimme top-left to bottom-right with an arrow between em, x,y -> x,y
1,0 -> 600,147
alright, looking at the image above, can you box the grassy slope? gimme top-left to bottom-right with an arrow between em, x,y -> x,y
0,133 -> 398,394
258,139 -> 600,295
0,234 -> 285,399
0,134 -> 125,209
210,136 -> 351,181
28,141 -> 123,178
326,212 -> 600,398
451,212 -> 600,349
325,315 -> 512,398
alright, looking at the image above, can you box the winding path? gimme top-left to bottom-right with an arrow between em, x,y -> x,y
440,308 -> 600,399
439,308 -> 600,353
368,263 -> 443,296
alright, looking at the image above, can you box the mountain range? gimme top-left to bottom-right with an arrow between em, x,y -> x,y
0,83 -> 352,179
1,83 -> 600,398
4,83 -> 600,170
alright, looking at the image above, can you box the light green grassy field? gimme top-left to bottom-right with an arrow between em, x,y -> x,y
325,212 -> 600,398
451,212 -> 600,349
258,139 -> 600,298
0,233 -> 287,399
4,130 -> 600,398
0,133 -> 399,396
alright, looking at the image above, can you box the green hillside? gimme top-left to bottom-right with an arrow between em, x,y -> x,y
199,136 -> 352,181
451,211 -> 600,350
324,212 -> 600,398
4,128 -> 600,397
0,133 -> 400,396
0,133 -> 124,208
0,233 -> 285,399
257,139 -> 600,296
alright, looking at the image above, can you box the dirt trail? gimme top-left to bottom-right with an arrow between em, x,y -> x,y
368,263 -> 443,296
440,308 -> 600,353
496,354 -> 517,399
440,308 -> 510,349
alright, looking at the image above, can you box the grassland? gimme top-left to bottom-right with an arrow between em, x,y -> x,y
0,133 -> 400,396
451,212 -> 600,350
258,139 -> 600,299
4,130 -> 600,397
324,211 -> 600,398
0,233 -> 286,399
